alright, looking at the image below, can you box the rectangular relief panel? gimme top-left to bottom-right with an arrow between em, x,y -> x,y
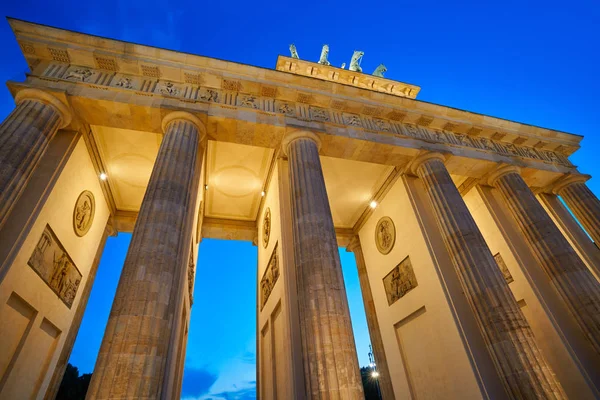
27,224 -> 82,308
260,243 -> 279,311
383,256 -> 418,306
493,253 -> 514,284
0,293 -> 37,386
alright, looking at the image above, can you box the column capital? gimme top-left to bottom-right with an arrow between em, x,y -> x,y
281,130 -> 321,156
486,164 -> 521,187
345,235 -> 361,253
161,111 -> 206,139
550,173 -> 591,194
14,88 -> 72,128
409,151 -> 446,175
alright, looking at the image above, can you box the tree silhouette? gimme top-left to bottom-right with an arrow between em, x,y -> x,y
56,363 -> 91,400
360,366 -> 381,400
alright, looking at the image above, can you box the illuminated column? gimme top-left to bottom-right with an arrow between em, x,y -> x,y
553,174 -> 600,246
490,165 -> 600,353
346,236 -> 395,400
414,153 -> 564,398
87,112 -> 204,399
0,89 -> 71,230
283,130 -> 364,399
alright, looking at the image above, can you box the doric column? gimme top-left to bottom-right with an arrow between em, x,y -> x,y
552,174 -> 600,245
87,112 -> 204,399
282,130 -> 363,399
0,89 -> 71,229
413,153 -> 564,398
346,237 -> 394,400
490,165 -> 600,354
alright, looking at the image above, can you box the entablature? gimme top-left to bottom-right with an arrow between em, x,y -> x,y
7,18 -> 583,167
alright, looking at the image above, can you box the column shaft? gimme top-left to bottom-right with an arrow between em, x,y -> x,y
494,171 -> 600,353
559,182 -> 600,245
416,155 -> 564,399
0,99 -> 62,228
87,115 -> 202,399
286,133 -> 363,399
347,238 -> 395,400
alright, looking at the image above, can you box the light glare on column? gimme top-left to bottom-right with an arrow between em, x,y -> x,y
99,172 -> 107,181
370,200 -> 378,209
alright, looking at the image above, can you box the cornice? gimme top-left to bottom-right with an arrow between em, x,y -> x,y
7,18 -> 583,156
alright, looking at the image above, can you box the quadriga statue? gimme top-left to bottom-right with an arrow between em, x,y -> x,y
289,44 -> 299,59
373,64 -> 387,77
349,51 -> 364,72
318,45 -> 331,66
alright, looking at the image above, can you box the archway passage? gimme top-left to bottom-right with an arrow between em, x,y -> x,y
62,237 -> 374,399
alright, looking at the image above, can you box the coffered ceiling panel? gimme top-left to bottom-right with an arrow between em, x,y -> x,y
321,156 -> 394,229
205,141 -> 274,221
92,125 -> 161,211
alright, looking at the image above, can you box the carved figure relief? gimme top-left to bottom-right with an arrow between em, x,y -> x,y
28,224 -> 82,308
260,243 -> 279,310
159,81 -> 180,96
237,95 -> 259,109
73,190 -> 95,237
494,253 -> 514,284
115,76 -> 133,89
198,88 -> 219,103
262,208 -> 271,248
373,118 -> 391,132
188,249 -> 195,306
310,106 -> 330,122
276,101 -> 295,116
343,114 -> 362,127
375,216 -> 395,255
65,68 -> 92,82
383,256 -> 417,305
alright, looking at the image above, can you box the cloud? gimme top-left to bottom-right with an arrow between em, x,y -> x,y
181,367 -> 218,398
200,386 -> 256,400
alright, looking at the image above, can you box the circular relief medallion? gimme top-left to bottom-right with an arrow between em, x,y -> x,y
263,208 -> 271,248
73,190 -> 95,237
375,216 -> 395,255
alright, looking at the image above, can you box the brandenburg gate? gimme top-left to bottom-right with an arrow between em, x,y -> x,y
2,18 -> 600,400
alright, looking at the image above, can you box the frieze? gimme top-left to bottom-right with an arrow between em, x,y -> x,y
41,63 -> 573,168
28,224 -> 82,308
260,243 -> 279,310
383,256 -> 417,305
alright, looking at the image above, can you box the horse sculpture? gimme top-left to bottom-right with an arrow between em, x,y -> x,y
373,64 -> 387,77
349,51 -> 364,72
318,45 -> 331,66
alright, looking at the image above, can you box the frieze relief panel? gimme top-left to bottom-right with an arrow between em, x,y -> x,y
39,62 -> 573,167
28,224 -> 82,308
260,243 -> 279,311
383,256 -> 418,306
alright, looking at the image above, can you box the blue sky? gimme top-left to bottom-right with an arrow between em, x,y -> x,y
0,1 -> 599,399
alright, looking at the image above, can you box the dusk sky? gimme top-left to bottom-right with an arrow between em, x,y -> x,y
0,1 -> 598,399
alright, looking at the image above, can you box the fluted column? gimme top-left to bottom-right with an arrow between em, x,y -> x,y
87,112 -> 204,399
490,166 -> 600,353
414,153 -> 564,399
553,174 -> 600,245
282,130 -> 363,399
0,89 -> 71,229
346,237 -> 394,400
